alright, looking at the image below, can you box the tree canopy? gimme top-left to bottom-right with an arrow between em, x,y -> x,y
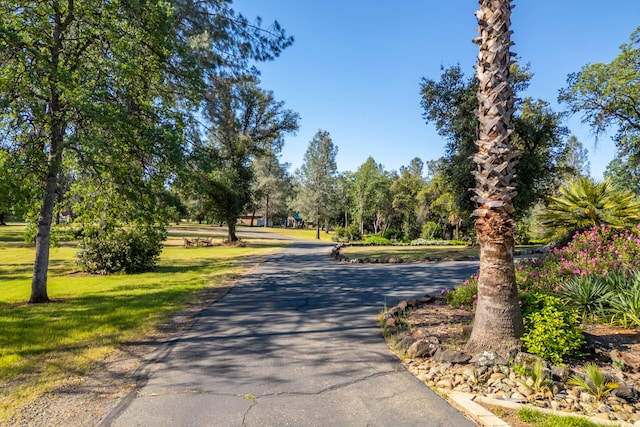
0,1 -> 293,302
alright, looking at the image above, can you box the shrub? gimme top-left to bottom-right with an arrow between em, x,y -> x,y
516,225 -> 640,293
345,224 -> 361,241
568,362 -> 619,402
422,221 -> 443,240
332,226 -> 349,242
363,235 -> 391,245
77,226 -> 166,274
410,238 -> 434,246
445,274 -> 478,310
521,294 -> 585,365
559,276 -> 612,321
609,278 -> 640,327
383,228 -> 402,241
332,224 -> 361,242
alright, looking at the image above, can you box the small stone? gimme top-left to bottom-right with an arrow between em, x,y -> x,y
412,328 -> 431,340
510,391 -> 526,401
454,384 -> 472,393
517,385 -> 534,397
594,413 -> 612,420
551,381 -> 565,395
470,351 -> 507,368
436,379 -> 453,389
551,365 -> 571,382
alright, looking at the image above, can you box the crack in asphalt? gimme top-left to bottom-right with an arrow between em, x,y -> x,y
135,369 -> 398,400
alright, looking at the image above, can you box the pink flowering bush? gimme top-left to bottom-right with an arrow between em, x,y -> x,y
444,274 -> 478,310
517,225 -> 640,293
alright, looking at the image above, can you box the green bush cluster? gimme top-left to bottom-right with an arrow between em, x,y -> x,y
77,226 -> 166,274
421,221 -> 443,240
383,228 -> 403,241
444,277 -> 478,310
363,235 -> 392,245
333,224 -> 362,242
521,294 -> 585,365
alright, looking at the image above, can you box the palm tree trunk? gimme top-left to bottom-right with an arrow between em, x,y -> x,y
465,0 -> 523,356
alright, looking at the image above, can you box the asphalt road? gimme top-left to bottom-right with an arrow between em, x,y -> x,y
101,239 -> 478,427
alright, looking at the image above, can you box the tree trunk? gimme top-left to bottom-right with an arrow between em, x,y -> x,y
344,207 -> 348,228
227,218 -> 238,242
250,211 -> 255,227
465,0 -> 523,356
0,213 -> 6,226
30,137 -> 62,304
264,195 -> 269,228
315,208 -> 320,240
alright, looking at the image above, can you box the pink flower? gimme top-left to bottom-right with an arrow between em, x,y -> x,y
472,294 -> 477,299
518,301 -> 522,305
440,289 -> 446,295
460,304 -> 465,310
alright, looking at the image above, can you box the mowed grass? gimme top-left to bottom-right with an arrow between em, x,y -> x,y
341,244 -> 480,261
261,226 -> 336,242
0,223 -> 286,421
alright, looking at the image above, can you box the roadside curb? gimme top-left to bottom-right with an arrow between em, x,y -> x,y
447,391 -> 637,427
447,392 -> 511,427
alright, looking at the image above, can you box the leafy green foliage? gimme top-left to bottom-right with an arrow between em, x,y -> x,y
190,76 -> 299,241
560,276 -> 613,321
518,407 -> 602,427
521,294 -> 585,365
609,277 -> 640,327
516,359 -> 549,394
516,225 -> 640,293
420,64 -> 568,222
295,130 -> 339,239
1,1 -> 295,301
77,227 -> 166,274
560,26 -> 640,166
568,362 -> 619,401
333,224 -> 361,242
421,221 -> 443,239
540,177 -> 640,245
445,276 -> 478,310
363,235 -> 391,245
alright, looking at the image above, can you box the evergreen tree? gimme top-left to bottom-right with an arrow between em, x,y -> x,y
296,130 -> 339,239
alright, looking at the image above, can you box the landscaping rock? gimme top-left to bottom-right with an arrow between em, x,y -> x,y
412,328 -> 431,340
470,351 -> 507,368
612,349 -> 640,372
551,365 -> 571,382
396,336 -> 416,352
433,348 -> 471,364
407,339 -> 440,359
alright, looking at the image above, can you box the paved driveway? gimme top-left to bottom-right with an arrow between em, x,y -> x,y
101,240 -> 478,426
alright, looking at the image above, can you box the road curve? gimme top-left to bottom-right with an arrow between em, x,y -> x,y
101,239 -> 478,427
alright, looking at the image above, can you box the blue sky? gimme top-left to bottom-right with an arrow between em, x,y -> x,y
237,1 -> 640,179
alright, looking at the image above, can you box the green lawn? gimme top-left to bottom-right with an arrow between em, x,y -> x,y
258,226 -> 336,242
340,244 -> 480,261
0,223 -> 286,421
